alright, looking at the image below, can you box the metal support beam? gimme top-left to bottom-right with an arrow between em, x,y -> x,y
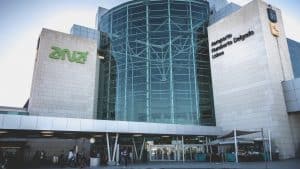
182,136 -> 185,162
262,128 -> 268,168
106,14 -> 113,120
112,133 -> 119,162
209,137 -> 212,163
234,129 -> 238,163
146,3 -> 150,121
116,144 -> 120,165
176,136 -> 179,161
124,5 -> 128,120
268,129 -> 272,161
132,137 -> 138,160
189,0 -> 200,125
168,0 -> 175,123
106,133 -> 112,162
205,136 -> 208,153
139,137 -> 145,160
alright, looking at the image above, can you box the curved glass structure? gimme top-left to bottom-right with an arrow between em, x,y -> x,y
98,0 -> 215,125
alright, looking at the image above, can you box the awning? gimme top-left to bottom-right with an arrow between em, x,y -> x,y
207,138 -> 254,145
218,130 -> 260,139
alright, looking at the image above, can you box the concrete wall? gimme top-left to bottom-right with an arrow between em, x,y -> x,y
208,0 -> 295,159
288,113 -> 300,157
28,28 -> 98,119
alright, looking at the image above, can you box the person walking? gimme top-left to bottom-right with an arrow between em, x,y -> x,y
121,148 -> 129,167
68,149 -> 75,167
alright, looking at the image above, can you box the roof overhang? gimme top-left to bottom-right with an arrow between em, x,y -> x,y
0,114 -> 222,136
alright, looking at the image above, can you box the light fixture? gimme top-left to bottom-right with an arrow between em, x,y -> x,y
98,55 -> 105,60
0,131 -> 7,134
133,134 -> 142,137
41,131 -> 54,134
161,135 -> 170,138
42,134 -> 53,137
94,134 -> 103,138
197,136 -> 205,138
90,137 -> 96,144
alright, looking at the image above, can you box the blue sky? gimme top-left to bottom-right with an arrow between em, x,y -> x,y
0,0 -> 299,107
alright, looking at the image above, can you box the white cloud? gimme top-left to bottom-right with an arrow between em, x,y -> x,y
281,12 -> 300,42
228,0 -> 252,5
0,33 -> 35,107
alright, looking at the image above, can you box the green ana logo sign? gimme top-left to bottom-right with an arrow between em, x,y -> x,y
49,46 -> 88,64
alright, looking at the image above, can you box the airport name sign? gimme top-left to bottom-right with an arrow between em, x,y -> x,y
49,46 -> 88,64
211,30 -> 255,59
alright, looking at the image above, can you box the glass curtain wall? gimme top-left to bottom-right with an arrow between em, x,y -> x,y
98,0 -> 215,125
287,39 -> 300,78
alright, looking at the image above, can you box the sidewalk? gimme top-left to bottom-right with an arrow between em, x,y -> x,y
34,159 -> 300,169
102,159 -> 300,169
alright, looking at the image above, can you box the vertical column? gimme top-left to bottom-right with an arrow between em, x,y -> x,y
131,5 -> 134,121
208,137 -> 212,163
139,137 -> 146,160
146,4 -> 150,122
116,144 -> 120,165
131,59 -> 134,119
209,138 -> 212,154
112,133 -> 119,162
124,5 -> 129,120
182,136 -> 185,162
261,128 -> 268,168
106,133 -> 112,162
176,136 -> 179,161
234,129 -> 239,163
189,1 -> 200,125
106,14 -> 113,120
205,137 -> 208,153
168,0 -> 175,123
268,129 -> 272,161
132,137 -> 138,159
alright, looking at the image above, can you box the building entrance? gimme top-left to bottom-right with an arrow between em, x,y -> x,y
149,145 -> 177,161
184,144 -> 206,161
149,144 -> 206,161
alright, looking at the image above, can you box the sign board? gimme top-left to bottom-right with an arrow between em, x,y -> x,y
49,46 -> 89,64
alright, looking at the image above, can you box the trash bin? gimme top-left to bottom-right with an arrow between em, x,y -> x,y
196,153 -> 207,161
90,157 -> 100,167
225,153 -> 236,162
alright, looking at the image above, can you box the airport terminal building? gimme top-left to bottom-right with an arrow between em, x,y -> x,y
0,0 -> 300,164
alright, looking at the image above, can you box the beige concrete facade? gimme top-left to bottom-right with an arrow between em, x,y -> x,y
28,29 -> 98,119
208,0 -> 296,159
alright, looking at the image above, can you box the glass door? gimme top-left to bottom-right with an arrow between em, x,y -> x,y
149,145 -> 176,161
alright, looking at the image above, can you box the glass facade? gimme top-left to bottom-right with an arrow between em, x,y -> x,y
97,0 -> 215,126
70,24 -> 100,41
0,106 -> 29,115
209,2 -> 240,24
287,38 -> 300,78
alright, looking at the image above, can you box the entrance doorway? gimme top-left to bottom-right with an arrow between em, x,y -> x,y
149,144 -> 206,161
149,145 -> 176,161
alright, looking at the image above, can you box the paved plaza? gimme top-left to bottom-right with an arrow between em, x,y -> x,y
28,159 -> 300,169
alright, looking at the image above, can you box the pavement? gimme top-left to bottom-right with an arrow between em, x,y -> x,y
28,159 -> 300,169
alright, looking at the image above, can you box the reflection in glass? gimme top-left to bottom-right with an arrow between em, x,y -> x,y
98,0 -> 215,126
